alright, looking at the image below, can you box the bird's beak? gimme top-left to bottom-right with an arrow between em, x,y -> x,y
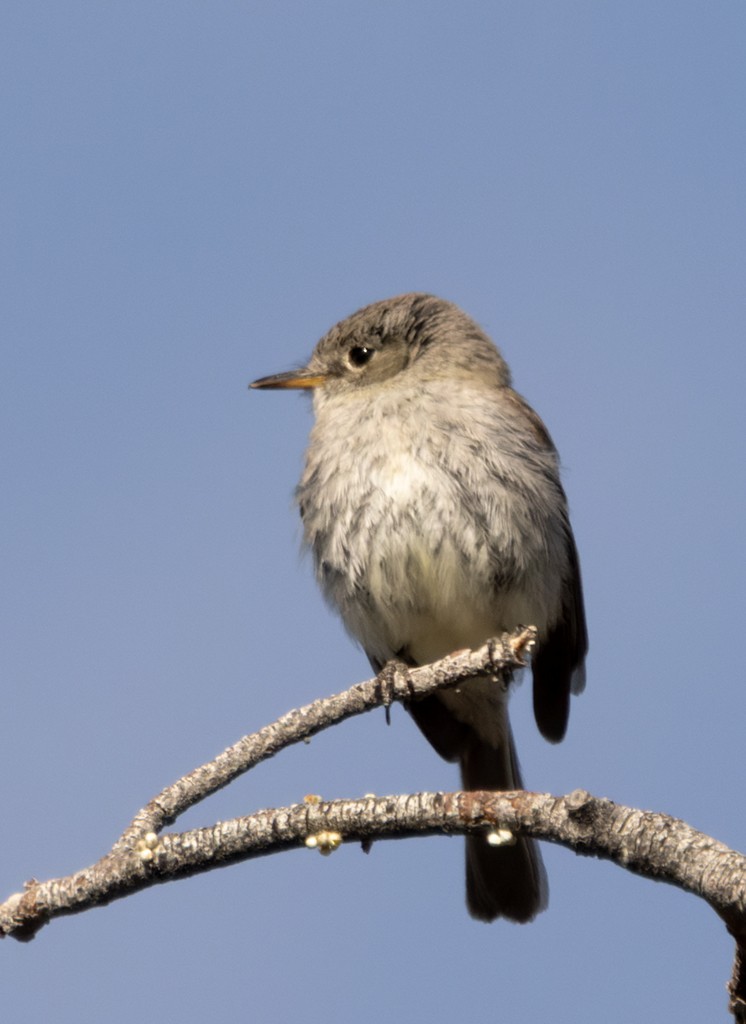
249,368 -> 327,390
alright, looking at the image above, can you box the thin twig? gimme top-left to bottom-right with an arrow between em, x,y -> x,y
113,629 -> 534,853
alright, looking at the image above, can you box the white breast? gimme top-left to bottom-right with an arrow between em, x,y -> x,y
301,380 -> 562,670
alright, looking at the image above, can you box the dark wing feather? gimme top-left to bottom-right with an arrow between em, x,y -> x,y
532,526 -> 587,742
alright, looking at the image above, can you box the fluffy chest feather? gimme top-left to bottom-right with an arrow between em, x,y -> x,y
298,384 -> 561,666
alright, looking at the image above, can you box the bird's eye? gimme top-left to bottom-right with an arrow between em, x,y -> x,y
348,345 -> 374,368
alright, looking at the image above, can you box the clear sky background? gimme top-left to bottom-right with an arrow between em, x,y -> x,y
2,3 -> 745,1021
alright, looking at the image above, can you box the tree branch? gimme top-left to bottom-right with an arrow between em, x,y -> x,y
2,629 -> 745,1019
112,629 -> 535,854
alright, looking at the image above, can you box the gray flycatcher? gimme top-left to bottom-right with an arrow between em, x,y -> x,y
251,293 -> 587,923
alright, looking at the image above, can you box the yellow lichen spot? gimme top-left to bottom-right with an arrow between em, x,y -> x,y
305,830 -> 343,855
135,831 -> 165,863
486,828 -> 516,847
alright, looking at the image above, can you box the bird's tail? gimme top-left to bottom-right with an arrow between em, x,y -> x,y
460,724 -> 548,923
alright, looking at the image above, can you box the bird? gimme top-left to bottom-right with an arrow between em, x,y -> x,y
251,292 -> 587,923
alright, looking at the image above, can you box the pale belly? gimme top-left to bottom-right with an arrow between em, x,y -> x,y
347,526 -> 544,668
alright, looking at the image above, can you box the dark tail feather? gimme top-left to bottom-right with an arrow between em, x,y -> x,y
461,727 -> 548,924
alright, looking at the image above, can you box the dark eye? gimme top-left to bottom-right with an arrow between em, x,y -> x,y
348,345 -> 374,368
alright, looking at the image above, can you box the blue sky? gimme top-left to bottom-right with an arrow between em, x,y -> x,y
2,3 -> 745,1020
